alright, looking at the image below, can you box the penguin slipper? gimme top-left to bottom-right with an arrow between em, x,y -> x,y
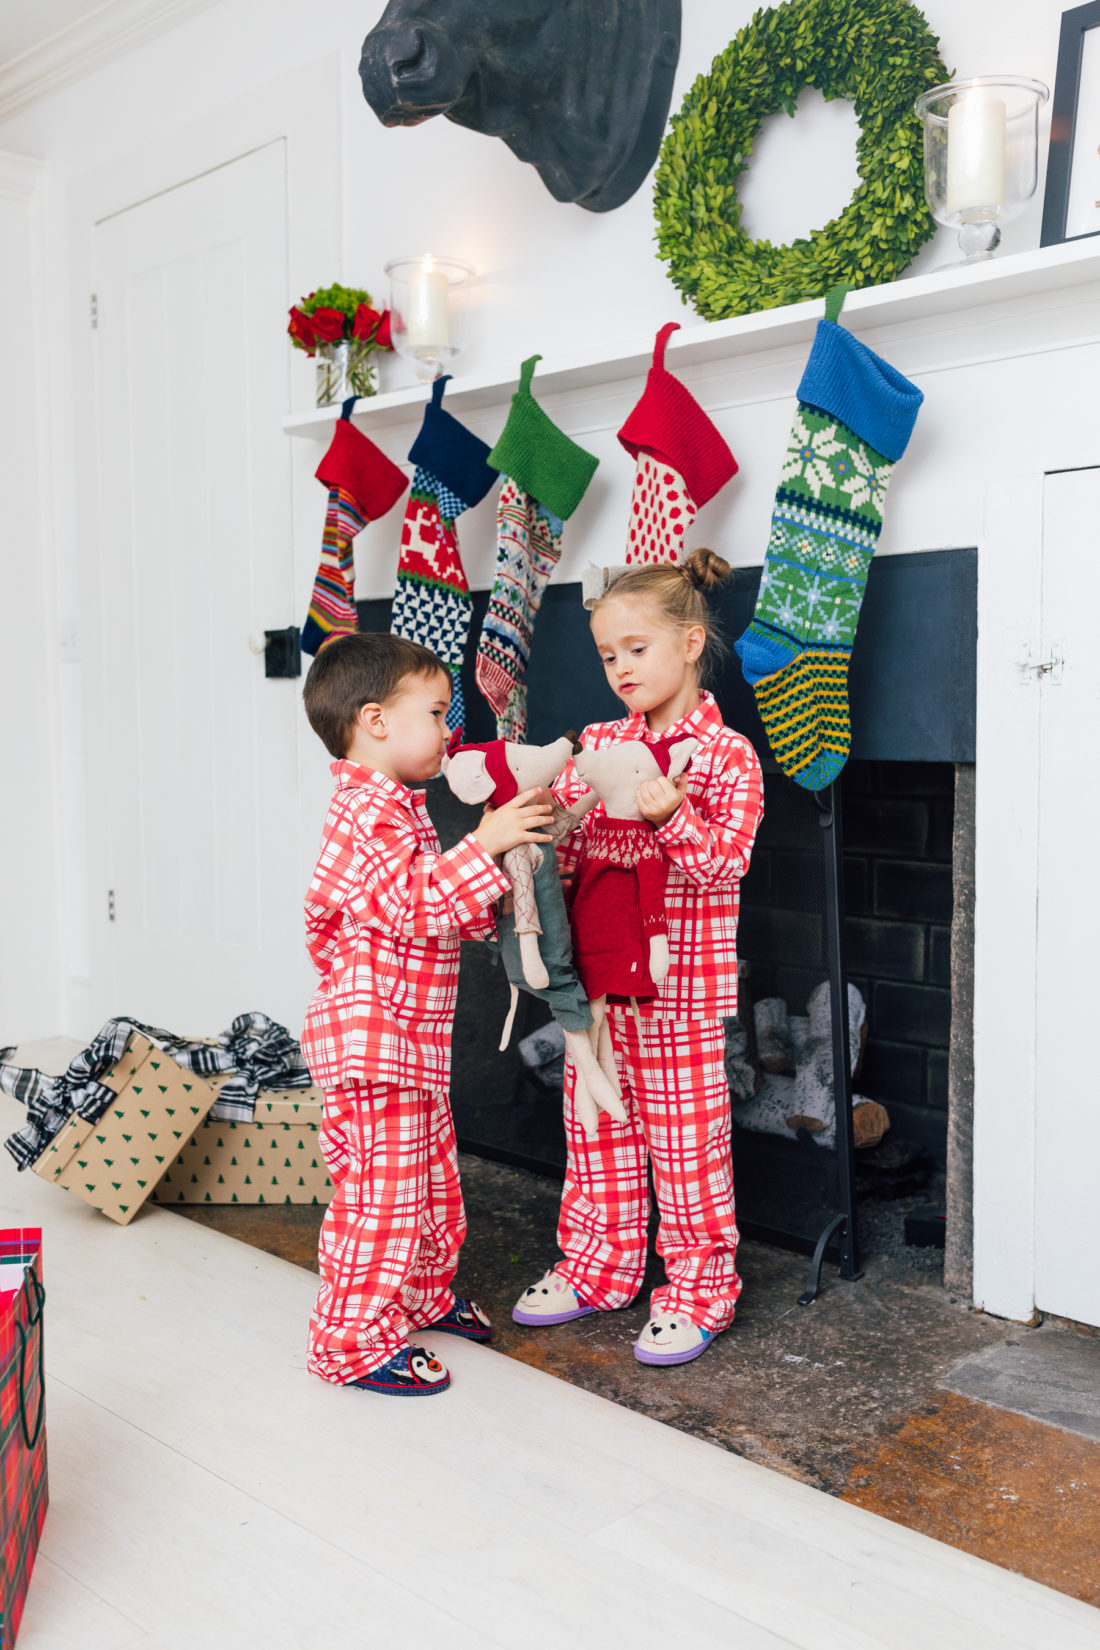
350,1345 -> 451,1395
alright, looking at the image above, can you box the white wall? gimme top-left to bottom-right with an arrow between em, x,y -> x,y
0,0 -> 1071,624
0,153 -> 64,1044
0,0 -> 1067,368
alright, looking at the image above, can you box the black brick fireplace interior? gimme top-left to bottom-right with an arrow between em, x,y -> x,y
739,759 -> 955,1162
842,760 -> 954,1156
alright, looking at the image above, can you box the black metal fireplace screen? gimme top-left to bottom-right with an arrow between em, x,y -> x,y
727,767 -> 861,1300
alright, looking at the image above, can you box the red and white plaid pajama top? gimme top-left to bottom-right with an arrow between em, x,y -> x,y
302,761 -> 510,1381
554,691 -> 763,1022
552,692 -> 764,1328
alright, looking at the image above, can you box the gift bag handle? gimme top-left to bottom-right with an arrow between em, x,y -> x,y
15,1269 -> 45,1449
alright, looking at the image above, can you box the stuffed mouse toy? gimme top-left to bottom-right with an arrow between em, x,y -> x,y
442,731 -> 626,1136
567,734 -> 699,1090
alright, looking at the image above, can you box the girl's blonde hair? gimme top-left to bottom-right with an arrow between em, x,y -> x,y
590,546 -> 731,682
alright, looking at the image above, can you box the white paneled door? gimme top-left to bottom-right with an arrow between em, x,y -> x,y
1034,465 -> 1100,1328
90,142 -> 309,1033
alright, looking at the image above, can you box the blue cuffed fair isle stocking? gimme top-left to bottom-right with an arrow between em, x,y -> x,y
735,295 -> 923,790
390,376 -> 498,731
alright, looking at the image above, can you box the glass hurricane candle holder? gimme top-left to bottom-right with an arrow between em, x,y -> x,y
384,254 -> 474,382
914,76 -> 1049,264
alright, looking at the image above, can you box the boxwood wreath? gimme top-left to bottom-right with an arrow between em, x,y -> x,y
653,0 -> 947,320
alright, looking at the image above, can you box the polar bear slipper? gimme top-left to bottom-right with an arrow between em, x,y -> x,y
634,1311 -> 714,1366
512,1269 -> 598,1325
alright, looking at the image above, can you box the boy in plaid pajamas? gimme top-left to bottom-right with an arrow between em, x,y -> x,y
301,631 -> 552,1396
514,550 -> 764,1367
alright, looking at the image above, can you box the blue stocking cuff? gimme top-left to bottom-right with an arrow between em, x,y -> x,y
797,321 -> 923,462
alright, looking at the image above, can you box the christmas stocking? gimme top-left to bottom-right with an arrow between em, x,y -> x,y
734,289 -> 923,791
390,376 -> 498,731
617,322 -> 738,566
301,403 -> 408,656
476,355 -> 599,740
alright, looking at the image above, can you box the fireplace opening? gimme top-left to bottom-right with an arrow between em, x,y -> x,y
361,545 -> 977,1288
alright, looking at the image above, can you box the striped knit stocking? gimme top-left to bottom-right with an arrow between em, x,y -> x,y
735,298 -> 923,790
302,486 -> 368,654
390,376 -> 498,732
301,410 -> 408,657
475,356 -> 598,740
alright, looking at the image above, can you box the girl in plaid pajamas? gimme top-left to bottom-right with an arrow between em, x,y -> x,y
301,632 -> 553,1396
514,549 -> 764,1366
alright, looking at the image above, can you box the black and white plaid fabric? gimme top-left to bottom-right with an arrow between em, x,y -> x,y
1,1012 -> 313,1170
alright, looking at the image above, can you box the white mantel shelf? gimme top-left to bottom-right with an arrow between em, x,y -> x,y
282,237 -> 1100,440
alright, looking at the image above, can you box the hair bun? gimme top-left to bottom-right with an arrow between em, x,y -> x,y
682,546 -> 731,593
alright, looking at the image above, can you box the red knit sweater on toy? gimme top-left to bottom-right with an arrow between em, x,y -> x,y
569,816 -> 669,1002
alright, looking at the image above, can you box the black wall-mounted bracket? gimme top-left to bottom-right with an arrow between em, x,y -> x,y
264,627 -> 301,679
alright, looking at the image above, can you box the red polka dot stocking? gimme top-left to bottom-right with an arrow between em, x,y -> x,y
618,322 -> 738,566
627,452 -> 697,565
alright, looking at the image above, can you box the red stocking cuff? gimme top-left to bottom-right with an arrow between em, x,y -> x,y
618,322 -> 738,508
316,418 -> 408,522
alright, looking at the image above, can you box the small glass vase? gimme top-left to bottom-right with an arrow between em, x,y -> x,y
315,339 -> 379,407
914,76 -> 1049,265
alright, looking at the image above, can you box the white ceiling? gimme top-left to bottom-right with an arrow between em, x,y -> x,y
1,0 -> 111,66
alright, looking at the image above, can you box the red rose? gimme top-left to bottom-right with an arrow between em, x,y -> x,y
352,303 -> 382,341
373,309 -> 393,350
310,306 -> 346,343
287,305 -> 316,354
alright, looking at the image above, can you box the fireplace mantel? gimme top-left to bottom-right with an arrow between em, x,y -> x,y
283,237 -> 1100,441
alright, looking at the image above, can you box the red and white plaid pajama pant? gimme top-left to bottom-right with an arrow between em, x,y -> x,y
307,1083 -> 465,1383
556,1009 -> 741,1333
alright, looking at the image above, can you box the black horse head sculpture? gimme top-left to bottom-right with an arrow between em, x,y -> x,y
359,0 -> 681,213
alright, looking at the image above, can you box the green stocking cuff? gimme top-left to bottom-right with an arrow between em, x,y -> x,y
489,356 -> 598,521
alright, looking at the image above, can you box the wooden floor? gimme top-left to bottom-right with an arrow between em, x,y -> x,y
3,1079 -> 1100,1649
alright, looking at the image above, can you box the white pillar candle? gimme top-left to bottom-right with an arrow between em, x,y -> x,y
406,258 -> 450,348
945,91 -> 1006,214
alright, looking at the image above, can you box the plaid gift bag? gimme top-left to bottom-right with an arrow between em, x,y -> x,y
0,1231 -> 46,1649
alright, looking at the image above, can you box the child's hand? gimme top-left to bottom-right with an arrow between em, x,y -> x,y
637,775 -> 689,828
556,846 -> 575,898
474,788 -> 554,857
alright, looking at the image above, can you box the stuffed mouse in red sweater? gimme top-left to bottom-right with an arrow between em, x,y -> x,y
567,734 -> 699,1091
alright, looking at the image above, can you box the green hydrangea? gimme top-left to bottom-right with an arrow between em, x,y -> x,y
299,283 -> 376,320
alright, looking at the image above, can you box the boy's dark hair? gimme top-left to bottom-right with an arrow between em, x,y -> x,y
303,632 -> 450,759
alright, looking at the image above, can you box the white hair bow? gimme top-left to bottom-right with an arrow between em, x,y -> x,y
580,562 -> 632,610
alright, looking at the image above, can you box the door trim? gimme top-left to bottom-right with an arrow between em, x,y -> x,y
972,473 -> 1044,1322
66,55 -> 341,1031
